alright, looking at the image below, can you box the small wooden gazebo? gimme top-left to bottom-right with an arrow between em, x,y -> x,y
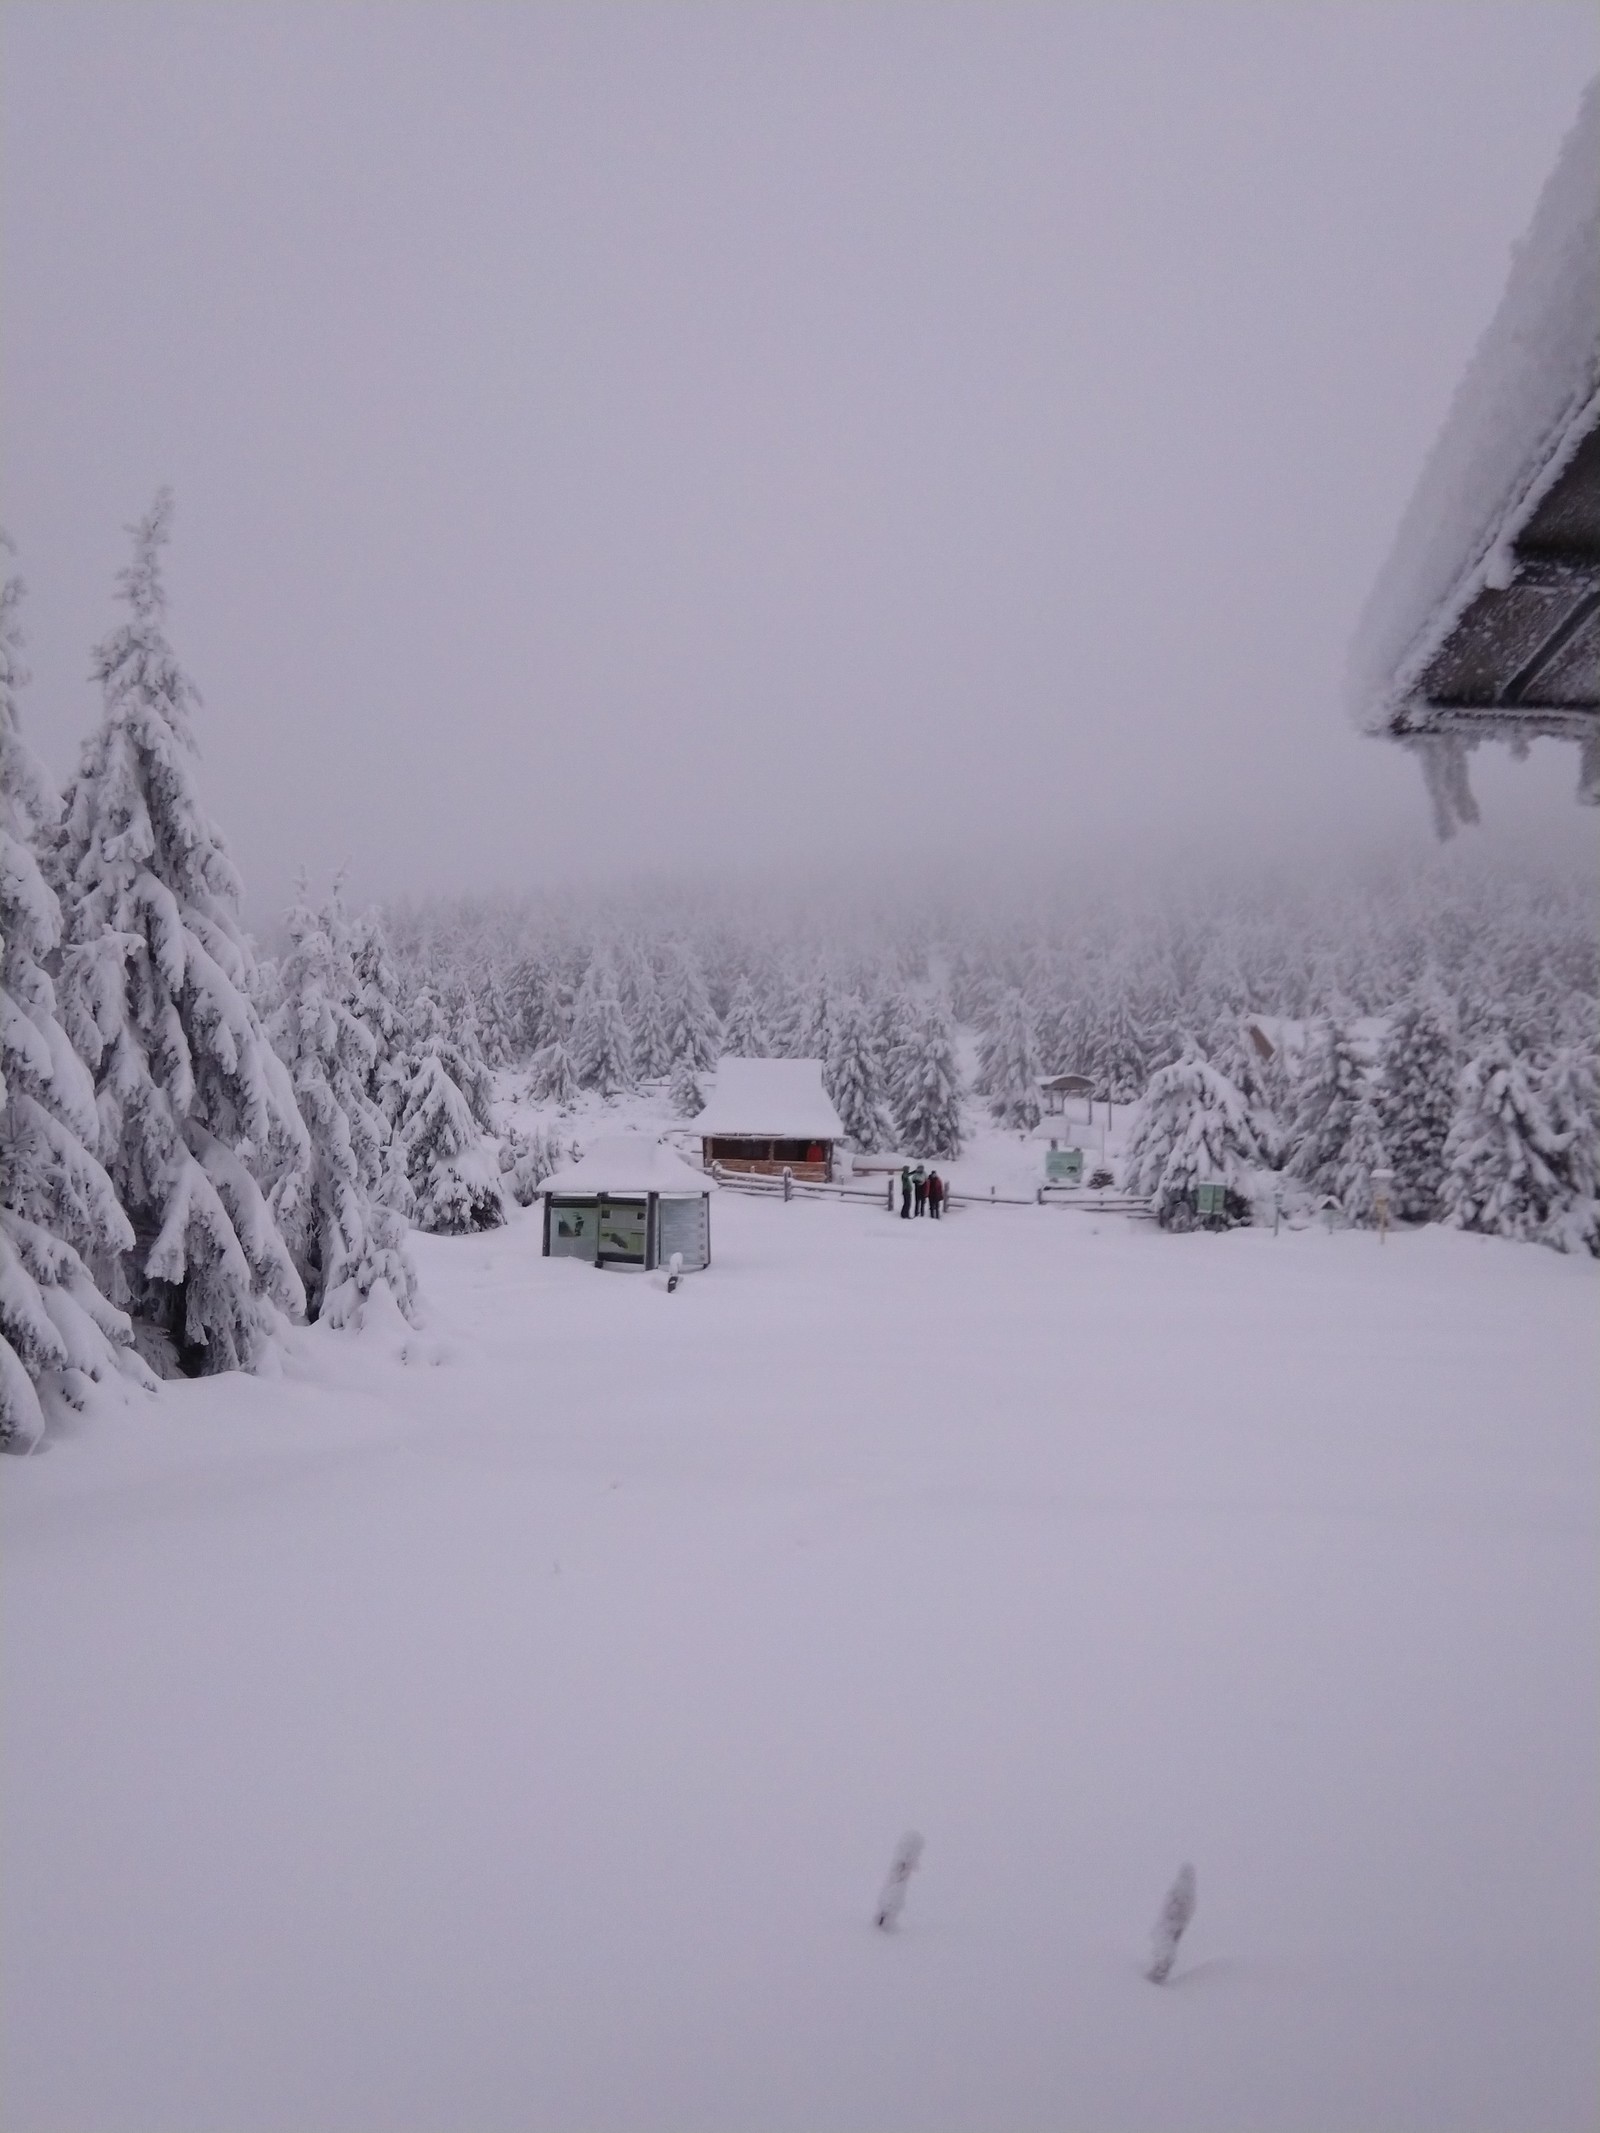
1039,1072 -> 1095,1117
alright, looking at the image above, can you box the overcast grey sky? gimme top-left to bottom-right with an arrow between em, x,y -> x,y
3,2 -> 1596,920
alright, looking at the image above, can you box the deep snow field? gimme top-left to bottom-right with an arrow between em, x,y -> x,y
3,1176 -> 1596,2132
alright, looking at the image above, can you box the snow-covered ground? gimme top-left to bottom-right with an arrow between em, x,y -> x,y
3,1186 -> 1595,2132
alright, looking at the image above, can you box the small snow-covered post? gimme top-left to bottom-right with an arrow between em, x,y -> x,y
782,1164 -> 793,1202
886,1174 -> 894,1212
666,1250 -> 684,1294
875,1831 -> 924,1931
1146,1863 -> 1196,1983
1373,1166 -> 1394,1242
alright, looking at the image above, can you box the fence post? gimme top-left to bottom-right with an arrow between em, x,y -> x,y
782,1165 -> 793,1203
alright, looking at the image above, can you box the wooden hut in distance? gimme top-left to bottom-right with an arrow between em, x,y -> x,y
694,1057 -> 846,1182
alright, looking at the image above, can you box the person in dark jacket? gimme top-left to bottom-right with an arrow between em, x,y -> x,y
927,1170 -> 944,1218
912,1164 -> 927,1215
900,1165 -> 913,1218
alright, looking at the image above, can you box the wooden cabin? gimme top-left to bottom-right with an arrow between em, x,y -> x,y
1348,80 -> 1599,832
693,1057 -> 846,1183
540,1135 -> 714,1271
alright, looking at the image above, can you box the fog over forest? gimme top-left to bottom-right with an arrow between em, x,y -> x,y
4,4 -> 1598,921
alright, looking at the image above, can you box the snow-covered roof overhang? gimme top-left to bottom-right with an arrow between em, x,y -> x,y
1346,78 -> 1600,832
542,1134 -> 716,1197
692,1057 -> 846,1140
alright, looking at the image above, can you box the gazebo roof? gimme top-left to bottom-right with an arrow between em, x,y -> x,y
1347,78 -> 1600,830
693,1057 -> 846,1140
542,1135 -> 715,1197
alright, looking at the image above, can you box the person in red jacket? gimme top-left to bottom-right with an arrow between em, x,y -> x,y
926,1171 -> 945,1219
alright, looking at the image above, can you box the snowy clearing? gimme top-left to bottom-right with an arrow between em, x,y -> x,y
4,1192 -> 1596,2133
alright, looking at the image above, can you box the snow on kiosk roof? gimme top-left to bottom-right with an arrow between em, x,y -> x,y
541,1135 -> 713,1273
1347,78 -> 1600,833
541,1136 -> 717,1199
694,1058 -> 845,1184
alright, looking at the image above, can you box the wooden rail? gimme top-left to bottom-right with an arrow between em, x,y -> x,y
705,1166 -> 1150,1219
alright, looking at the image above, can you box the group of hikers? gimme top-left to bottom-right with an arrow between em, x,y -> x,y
899,1164 -> 947,1219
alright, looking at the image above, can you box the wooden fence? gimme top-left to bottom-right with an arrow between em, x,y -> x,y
706,1164 -> 1151,1220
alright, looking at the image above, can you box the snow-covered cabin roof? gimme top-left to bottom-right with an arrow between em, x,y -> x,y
541,1135 -> 716,1197
692,1058 -> 846,1140
1347,79 -> 1600,828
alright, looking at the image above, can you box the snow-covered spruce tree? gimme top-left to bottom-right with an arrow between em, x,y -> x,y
1091,989 -> 1147,1104
1286,1011 -> 1364,1200
1540,1039 -> 1599,1256
348,906 -> 409,1109
391,990 -> 505,1232
1333,1094 -> 1389,1227
0,549 -> 153,1439
529,1032 -> 579,1107
1121,1043 -> 1262,1229
824,994 -> 889,1151
401,988 -> 495,1133
269,883 -> 418,1326
1208,1015 -> 1285,1167
50,494 -> 307,1374
892,995 -> 963,1159
1375,977 -> 1458,1222
473,962 -> 518,1068
1441,1034 -> 1563,1245
872,987 -> 915,1123
664,944 -> 721,1074
498,1120 -> 568,1207
396,1057 -> 505,1235
720,973 -> 769,1059
669,1052 -> 705,1119
442,987 -> 497,1131
985,988 -> 1042,1132
571,956 -> 634,1096
632,975 -> 671,1081
620,946 -> 672,1081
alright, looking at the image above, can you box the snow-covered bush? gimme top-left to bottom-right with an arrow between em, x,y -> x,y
1121,1043 -> 1262,1229
50,494 -> 307,1375
0,549 -> 153,1439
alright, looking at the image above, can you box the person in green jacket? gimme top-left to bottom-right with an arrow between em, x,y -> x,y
899,1165 -> 913,1218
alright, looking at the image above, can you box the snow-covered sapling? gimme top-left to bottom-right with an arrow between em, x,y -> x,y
874,1831 -> 924,1931
1146,1862 -> 1197,1983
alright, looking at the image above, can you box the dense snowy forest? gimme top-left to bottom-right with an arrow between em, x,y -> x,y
1,504 -> 1597,1439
